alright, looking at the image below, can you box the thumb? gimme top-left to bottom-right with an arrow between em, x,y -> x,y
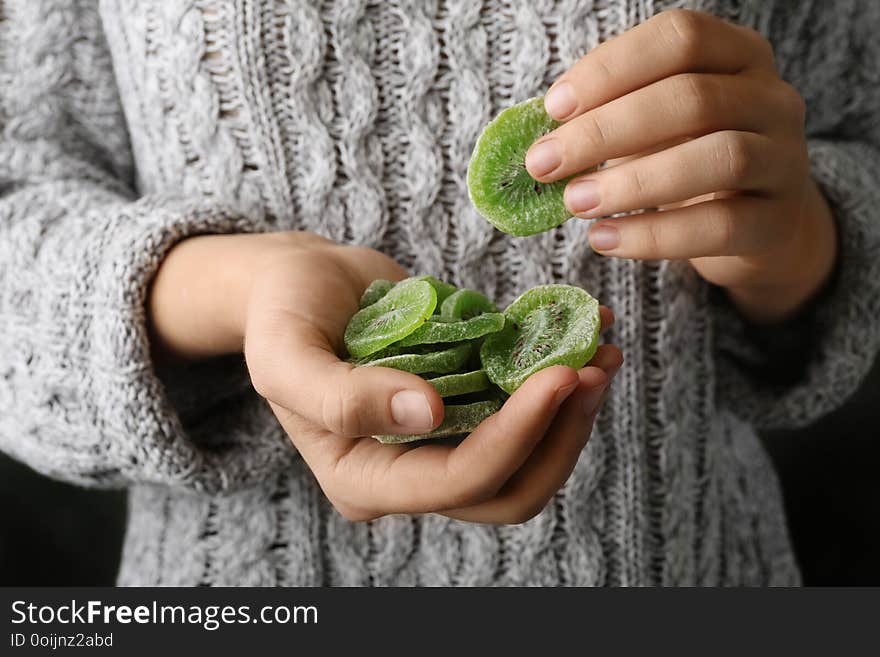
247,318 -> 444,438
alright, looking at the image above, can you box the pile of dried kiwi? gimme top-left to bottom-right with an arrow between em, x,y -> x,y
344,96 -> 601,443
345,277 -> 600,443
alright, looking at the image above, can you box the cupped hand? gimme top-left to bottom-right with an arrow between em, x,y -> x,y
241,235 -> 621,524
526,9 -> 837,323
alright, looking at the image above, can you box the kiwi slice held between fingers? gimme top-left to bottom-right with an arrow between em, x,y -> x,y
467,97 -> 572,237
344,278 -> 437,358
480,285 -> 601,394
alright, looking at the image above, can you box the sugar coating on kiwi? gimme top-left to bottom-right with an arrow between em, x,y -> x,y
373,399 -> 502,444
467,97 -> 572,237
359,279 -> 395,308
440,288 -> 498,320
395,312 -> 505,347
344,279 -> 437,358
480,285 -> 600,394
410,275 -> 457,305
360,342 -> 472,375
427,370 -> 491,397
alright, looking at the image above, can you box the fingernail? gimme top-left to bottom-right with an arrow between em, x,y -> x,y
545,81 -> 577,120
582,383 -> 608,416
525,140 -> 561,178
565,179 -> 600,214
391,390 -> 435,431
553,381 -> 579,407
589,224 -> 620,251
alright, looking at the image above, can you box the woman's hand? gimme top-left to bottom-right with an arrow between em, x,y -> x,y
148,231 -> 622,524
526,9 -> 837,324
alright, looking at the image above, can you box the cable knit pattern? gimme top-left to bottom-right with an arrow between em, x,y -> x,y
2,0 -> 876,587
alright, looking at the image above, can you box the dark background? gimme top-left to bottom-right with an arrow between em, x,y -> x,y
1,357 -> 878,586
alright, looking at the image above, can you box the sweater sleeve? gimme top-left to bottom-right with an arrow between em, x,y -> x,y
0,1 -> 296,491
713,0 -> 880,430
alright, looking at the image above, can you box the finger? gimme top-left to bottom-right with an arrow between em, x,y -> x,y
565,131 -> 786,218
248,315 -> 445,438
527,73 -> 786,182
587,196 -> 787,260
599,305 -> 614,333
543,9 -> 774,121
350,365 -> 582,515
442,356 -> 621,524
587,344 -> 624,373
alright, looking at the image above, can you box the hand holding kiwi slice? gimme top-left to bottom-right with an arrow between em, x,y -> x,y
345,277 -> 601,443
467,97 -> 575,237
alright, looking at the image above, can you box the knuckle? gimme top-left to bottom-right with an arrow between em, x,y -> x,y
624,164 -> 651,204
744,26 -> 776,64
249,371 -> 275,401
709,203 -> 737,253
643,217 -> 664,257
583,111 -> 610,152
778,82 -> 806,123
321,380 -> 364,437
718,131 -> 753,185
677,73 -> 719,126
661,9 -> 705,64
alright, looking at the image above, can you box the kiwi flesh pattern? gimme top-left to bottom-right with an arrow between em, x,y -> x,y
467,97 -> 572,237
373,399 -> 502,444
344,279 -> 437,358
395,312 -> 505,347
480,285 -> 600,394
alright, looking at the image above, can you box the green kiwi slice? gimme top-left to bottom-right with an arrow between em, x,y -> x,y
467,96 -> 572,237
440,288 -> 498,320
410,275 -> 457,306
359,279 -> 395,308
426,370 -> 490,397
373,398 -> 502,444
361,342 -> 472,375
394,312 -> 505,348
344,279 -> 437,358
480,284 -> 600,394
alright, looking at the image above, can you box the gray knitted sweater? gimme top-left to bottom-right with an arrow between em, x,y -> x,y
1,0 -> 878,586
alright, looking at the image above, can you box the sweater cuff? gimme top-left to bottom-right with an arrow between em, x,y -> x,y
49,194 -> 294,491
714,139 -> 880,430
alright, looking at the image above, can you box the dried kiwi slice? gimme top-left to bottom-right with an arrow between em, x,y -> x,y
361,342 -> 472,375
410,275 -> 457,306
426,370 -> 490,398
374,398 -> 502,444
480,284 -> 600,394
394,312 -> 505,348
344,279 -> 437,358
467,97 -> 572,237
440,288 -> 498,320
359,279 -> 395,308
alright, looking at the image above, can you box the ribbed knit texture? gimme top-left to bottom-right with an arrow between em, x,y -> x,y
1,0 -> 878,586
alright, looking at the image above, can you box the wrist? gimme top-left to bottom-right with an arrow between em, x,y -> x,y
148,231 -> 335,360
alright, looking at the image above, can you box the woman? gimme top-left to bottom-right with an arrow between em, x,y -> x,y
1,0 -> 877,585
